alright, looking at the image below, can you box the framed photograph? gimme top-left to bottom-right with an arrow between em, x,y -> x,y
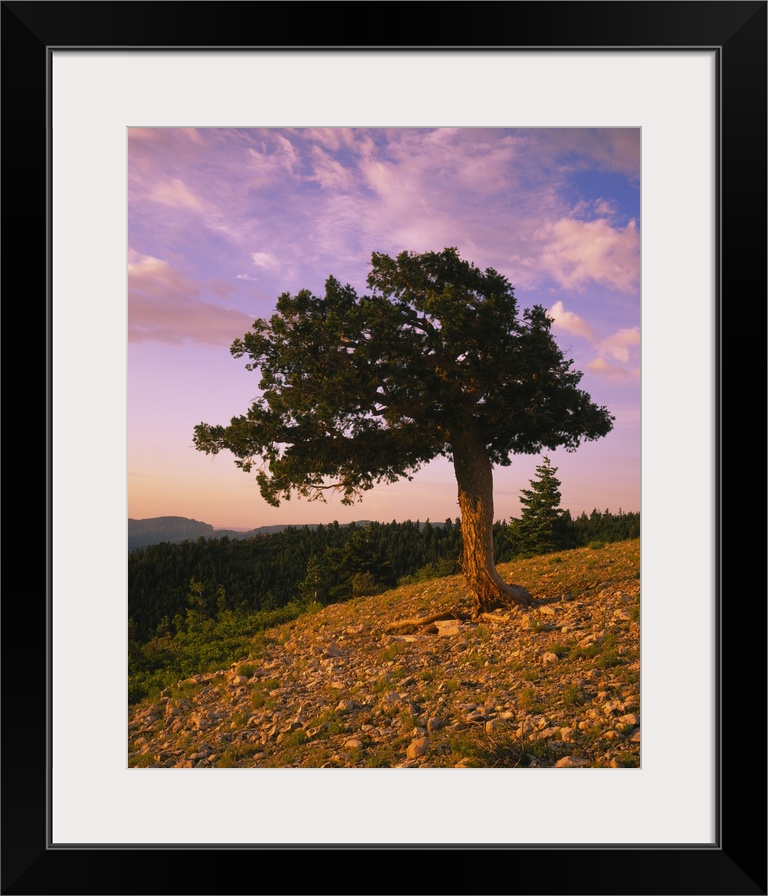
4,2 -> 765,893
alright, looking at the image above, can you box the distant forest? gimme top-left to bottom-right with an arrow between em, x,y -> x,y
129,510 -> 639,644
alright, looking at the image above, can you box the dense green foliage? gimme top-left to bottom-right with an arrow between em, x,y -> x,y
566,507 -> 640,547
498,507 -> 639,561
129,512 -> 638,640
128,519 -> 462,642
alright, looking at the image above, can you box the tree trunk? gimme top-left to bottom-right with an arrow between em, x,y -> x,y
451,429 -> 533,616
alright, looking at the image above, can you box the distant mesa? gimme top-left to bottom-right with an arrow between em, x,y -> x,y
127,516 -> 377,552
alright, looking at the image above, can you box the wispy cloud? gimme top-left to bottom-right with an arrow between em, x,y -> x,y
535,128 -> 640,179
251,251 -> 279,269
128,127 -> 641,332
587,357 -> 640,384
599,326 -> 640,363
148,177 -> 205,211
585,324 -> 640,383
586,357 -> 640,383
128,250 -> 252,346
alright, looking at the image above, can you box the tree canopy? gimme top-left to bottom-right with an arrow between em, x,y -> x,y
194,247 -> 614,615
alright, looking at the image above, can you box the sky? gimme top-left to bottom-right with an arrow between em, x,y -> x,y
128,127 -> 640,530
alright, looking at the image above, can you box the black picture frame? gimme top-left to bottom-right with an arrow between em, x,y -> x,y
3,2 -> 765,894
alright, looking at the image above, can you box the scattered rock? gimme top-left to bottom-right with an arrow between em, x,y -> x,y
486,719 -> 506,733
407,737 -> 430,759
555,756 -> 589,768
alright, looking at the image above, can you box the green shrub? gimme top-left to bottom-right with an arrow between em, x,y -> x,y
598,649 -> 621,669
562,684 -> 581,705
282,729 -> 309,748
519,687 -> 542,712
128,601 -> 313,707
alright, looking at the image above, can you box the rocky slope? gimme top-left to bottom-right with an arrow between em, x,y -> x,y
129,539 -> 640,769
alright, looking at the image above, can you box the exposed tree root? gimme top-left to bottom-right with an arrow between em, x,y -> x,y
383,611 -> 469,633
384,604 -> 532,633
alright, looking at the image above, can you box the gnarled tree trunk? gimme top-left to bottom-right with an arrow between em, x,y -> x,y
451,428 -> 533,616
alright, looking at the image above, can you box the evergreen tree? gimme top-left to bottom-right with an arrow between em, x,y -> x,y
193,248 -> 613,616
515,456 -> 571,555
298,554 -> 326,605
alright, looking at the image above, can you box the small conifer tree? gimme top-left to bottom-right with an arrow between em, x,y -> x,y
514,457 -> 571,555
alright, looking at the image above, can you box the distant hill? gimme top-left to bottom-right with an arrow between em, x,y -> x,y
128,516 -> 376,552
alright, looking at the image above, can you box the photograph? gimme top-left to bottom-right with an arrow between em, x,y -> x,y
2,0 -> 764,891
127,126 -> 642,771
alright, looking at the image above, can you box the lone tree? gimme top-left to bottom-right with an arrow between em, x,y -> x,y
514,456 -> 572,556
193,248 -> 614,617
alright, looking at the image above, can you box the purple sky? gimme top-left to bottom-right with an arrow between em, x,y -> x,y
128,127 -> 640,529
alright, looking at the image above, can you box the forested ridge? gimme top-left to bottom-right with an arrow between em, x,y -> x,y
129,511 -> 639,644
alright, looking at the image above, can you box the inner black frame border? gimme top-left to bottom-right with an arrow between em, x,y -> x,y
2,2 -> 765,894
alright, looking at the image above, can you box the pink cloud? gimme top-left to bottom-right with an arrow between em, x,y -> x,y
594,198 -> 618,217
535,128 -> 640,179
309,145 -> 359,191
599,326 -> 640,363
128,250 -> 253,346
246,134 -> 301,187
251,251 -> 279,270
128,129 -> 209,177
537,217 -> 639,292
587,356 -> 639,383
148,177 -> 204,211
129,127 -> 204,146
548,300 -> 594,339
